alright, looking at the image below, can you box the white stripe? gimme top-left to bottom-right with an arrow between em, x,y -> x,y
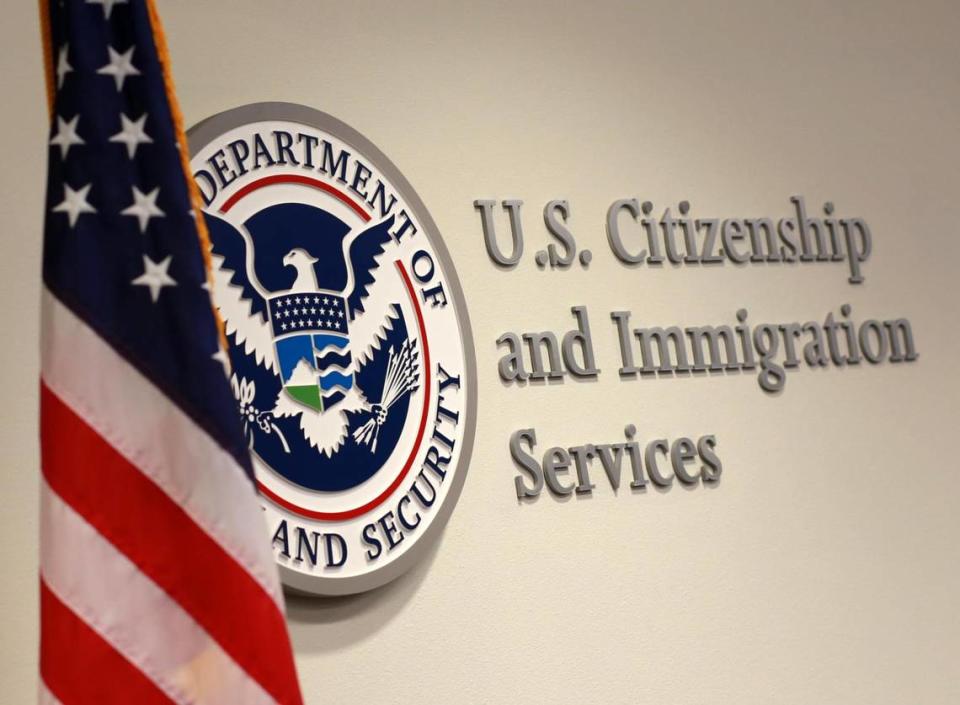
41,480 -> 277,705
38,679 -> 62,705
40,287 -> 283,608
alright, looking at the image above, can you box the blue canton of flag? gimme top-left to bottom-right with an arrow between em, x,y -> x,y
41,0 -> 248,471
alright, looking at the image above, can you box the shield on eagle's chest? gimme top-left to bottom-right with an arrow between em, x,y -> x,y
269,291 -> 353,413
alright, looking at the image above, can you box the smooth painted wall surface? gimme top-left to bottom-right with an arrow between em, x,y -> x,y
3,1 -> 959,703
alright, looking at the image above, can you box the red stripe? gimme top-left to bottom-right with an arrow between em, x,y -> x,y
257,259 -> 432,520
219,174 -> 372,221
40,384 -> 304,705
40,580 -> 175,705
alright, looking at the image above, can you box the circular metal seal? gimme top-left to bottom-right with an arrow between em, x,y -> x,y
187,103 -> 476,595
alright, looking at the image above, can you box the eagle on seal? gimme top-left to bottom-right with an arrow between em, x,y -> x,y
204,205 -> 419,457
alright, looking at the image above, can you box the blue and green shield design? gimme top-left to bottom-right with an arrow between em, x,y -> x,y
270,290 -> 353,412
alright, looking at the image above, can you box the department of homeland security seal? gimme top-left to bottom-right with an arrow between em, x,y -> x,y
187,103 -> 476,595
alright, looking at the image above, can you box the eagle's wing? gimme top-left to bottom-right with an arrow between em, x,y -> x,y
205,212 -> 277,375
345,216 -> 402,368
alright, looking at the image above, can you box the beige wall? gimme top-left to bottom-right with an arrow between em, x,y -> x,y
3,1 -> 960,702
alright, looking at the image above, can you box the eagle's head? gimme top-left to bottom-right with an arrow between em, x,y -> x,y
282,248 -> 318,268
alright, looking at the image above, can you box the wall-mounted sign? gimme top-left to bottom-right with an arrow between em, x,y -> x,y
473,197 -> 917,501
188,103 -> 476,595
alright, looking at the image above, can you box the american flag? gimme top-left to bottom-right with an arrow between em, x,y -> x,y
37,2 -> 304,704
